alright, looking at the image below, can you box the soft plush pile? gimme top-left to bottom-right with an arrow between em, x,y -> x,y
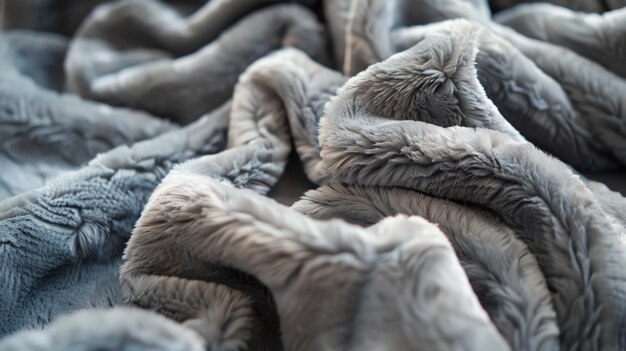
0,0 -> 625,350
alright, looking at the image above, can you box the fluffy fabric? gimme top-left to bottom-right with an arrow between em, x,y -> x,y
0,103 -> 228,335
319,53 -> 626,349
1,0 -> 625,350
489,0 -> 625,12
0,31 -> 174,199
66,1 -> 326,124
0,308 -> 205,351
293,184 -> 559,351
343,0 -> 626,171
121,164 -> 508,350
224,48 -> 345,185
495,4 -> 626,77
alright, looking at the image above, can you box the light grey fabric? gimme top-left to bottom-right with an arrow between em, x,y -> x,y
121,164 -> 509,351
122,41 -> 624,350
293,184 -> 559,351
391,21 -> 624,170
225,48 -> 345,185
1,0 -> 626,349
489,25 -> 626,167
118,47 -> 506,350
318,51 -> 626,349
323,0 -> 351,69
0,45 -> 340,338
0,308 -> 205,351
342,0 -> 626,171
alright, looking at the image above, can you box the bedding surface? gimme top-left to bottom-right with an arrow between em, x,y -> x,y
0,1 -> 625,350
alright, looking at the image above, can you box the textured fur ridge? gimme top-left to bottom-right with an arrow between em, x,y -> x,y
342,0 -> 626,170
319,51 -> 626,348
67,2 -> 326,124
293,184 -> 559,351
122,167 -> 508,350
0,308 -> 206,351
1,0 -> 626,349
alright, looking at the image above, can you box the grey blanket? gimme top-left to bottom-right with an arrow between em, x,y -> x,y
1,0 -> 625,350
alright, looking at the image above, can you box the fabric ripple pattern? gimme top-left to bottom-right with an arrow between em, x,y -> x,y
0,0 -> 625,350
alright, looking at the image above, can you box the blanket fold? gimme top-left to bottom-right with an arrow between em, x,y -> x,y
0,102 -> 229,335
495,4 -> 626,77
121,163 -> 509,350
489,0 -> 622,12
343,0 -> 626,171
319,51 -> 626,348
0,31 -> 175,200
292,184 -> 559,351
0,308 -> 206,351
66,1 -> 326,124
1,0 -> 626,350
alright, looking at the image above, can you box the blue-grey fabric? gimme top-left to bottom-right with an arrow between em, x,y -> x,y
0,31 -> 175,200
0,102 -> 229,335
1,0 -> 626,350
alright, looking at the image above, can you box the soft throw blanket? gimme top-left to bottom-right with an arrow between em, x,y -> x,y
1,0 -> 625,350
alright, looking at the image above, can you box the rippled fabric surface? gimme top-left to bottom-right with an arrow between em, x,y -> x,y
0,0 -> 625,350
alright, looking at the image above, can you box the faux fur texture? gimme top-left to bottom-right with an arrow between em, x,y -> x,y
0,45 -> 340,337
495,4 -> 626,77
340,16 -> 626,219
0,308 -> 206,351
120,33 -> 626,350
0,31 -> 174,200
319,52 -> 626,349
1,0 -> 626,350
66,1 -> 326,124
343,0 -> 626,171
0,103 -> 228,335
122,166 -> 509,350
489,0 -> 625,12
293,184 -> 559,351
224,48 -> 345,185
